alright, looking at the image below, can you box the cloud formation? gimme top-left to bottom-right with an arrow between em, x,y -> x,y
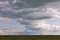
0,0 -> 60,35
0,24 -> 25,35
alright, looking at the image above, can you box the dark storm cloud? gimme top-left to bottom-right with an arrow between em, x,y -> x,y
22,0 -> 60,7
25,25 -> 41,31
0,0 -> 57,20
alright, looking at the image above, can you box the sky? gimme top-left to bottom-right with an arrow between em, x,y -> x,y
0,0 -> 60,35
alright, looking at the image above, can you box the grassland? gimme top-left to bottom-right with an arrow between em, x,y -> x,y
0,35 -> 60,40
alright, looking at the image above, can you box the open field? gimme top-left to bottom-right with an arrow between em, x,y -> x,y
0,35 -> 60,40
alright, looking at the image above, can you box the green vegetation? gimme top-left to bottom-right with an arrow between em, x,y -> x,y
0,35 -> 60,40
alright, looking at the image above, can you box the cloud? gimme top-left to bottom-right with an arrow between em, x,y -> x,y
19,1 -> 60,35
0,0 -> 60,35
0,24 -> 25,35
0,29 -> 21,35
0,0 -> 58,21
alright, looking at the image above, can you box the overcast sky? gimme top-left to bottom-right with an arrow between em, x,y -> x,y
0,0 -> 60,35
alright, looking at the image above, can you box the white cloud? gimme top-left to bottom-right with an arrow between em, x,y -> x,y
0,17 -> 13,22
0,29 -> 20,35
0,25 -> 25,35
